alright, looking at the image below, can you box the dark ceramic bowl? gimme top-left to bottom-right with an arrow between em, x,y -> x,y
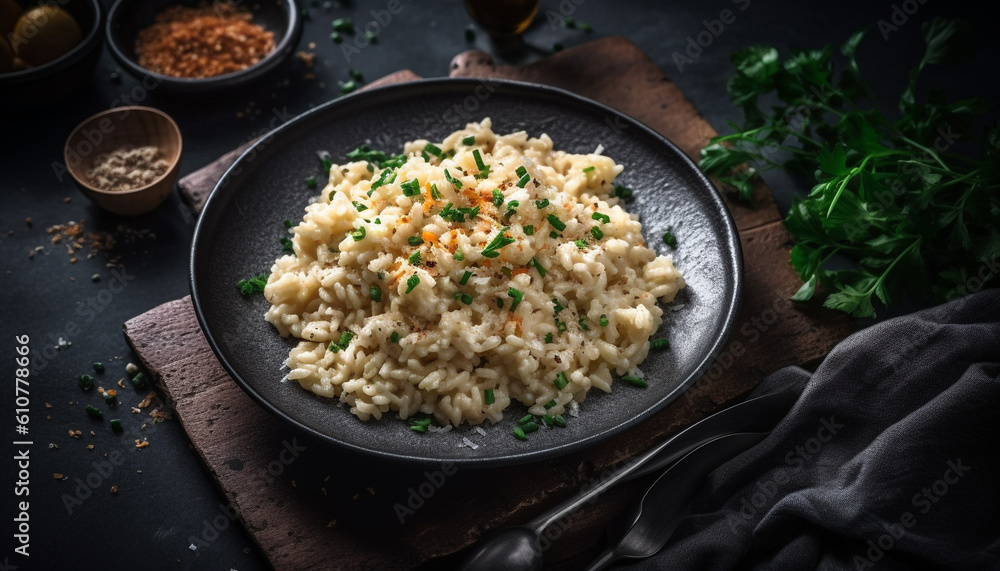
105,0 -> 301,93
0,0 -> 103,107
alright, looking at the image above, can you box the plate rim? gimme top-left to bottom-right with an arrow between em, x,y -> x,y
190,77 -> 744,466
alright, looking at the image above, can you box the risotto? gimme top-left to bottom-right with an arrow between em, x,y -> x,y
263,119 -> 684,427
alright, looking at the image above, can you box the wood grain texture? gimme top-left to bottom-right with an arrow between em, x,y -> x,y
132,41 -> 856,569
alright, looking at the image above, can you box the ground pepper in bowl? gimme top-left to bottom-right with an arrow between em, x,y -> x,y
135,2 -> 274,78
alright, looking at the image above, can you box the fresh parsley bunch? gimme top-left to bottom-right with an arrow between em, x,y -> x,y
700,18 -> 1000,317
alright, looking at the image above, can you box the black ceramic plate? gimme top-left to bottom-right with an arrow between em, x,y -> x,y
191,78 -> 742,467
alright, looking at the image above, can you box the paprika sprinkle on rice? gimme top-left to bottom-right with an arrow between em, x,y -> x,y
135,2 -> 275,78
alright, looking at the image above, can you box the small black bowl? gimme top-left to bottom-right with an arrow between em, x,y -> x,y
106,0 -> 302,93
0,0 -> 103,107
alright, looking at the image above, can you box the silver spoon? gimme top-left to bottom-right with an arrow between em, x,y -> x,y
459,391 -> 797,570
583,432 -> 768,570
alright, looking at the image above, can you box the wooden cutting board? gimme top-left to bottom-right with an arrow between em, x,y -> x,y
127,36 -> 853,569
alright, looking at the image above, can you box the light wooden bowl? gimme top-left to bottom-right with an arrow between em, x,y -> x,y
64,105 -> 182,216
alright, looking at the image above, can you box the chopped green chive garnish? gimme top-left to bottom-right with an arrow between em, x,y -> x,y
516,173 -> 531,188
340,80 -> 357,94
93,362 -> 104,373
444,169 -> 463,189
549,231 -> 560,239
409,417 -> 433,433
579,317 -> 590,331
522,421 -> 539,433
353,201 -> 368,212
238,272 -> 268,296
430,183 -> 442,200
409,250 -> 421,265
650,338 -> 670,350
556,319 -> 567,333
364,30 -> 377,42
513,426 -> 527,440
406,275 -> 420,293
552,414 -> 567,427
492,189 -> 504,208
332,17 -> 353,31
306,177 -> 317,189
508,288 -> 524,311
553,299 -> 564,315
348,69 -> 364,81
330,31 -> 342,42
86,405 -> 103,419
582,166 -> 595,173
460,270 -> 472,285
454,249 -> 465,261
519,414 -> 534,425
543,400 -> 557,410
110,419 -> 123,432
131,372 -> 146,389
545,333 -> 553,343
515,166 -> 528,177
408,235 -> 423,246
401,178 -> 422,197
599,314 -> 609,327
485,388 -> 495,405
529,257 -> 546,277
501,265 -> 513,279
481,227 -> 515,258
575,239 -> 588,249
424,143 -> 443,158
473,149 -> 487,171
662,230 -> 677,248
562,16 -> 575,27
462,135 -> 476,145
351,226 -> 366,241
614,184 -> 633,199
104,391 -> 117,404
523,225 -> 534,236
377,271 -> 386,280
370,286 -> 381,302
622,375 -> 648,388
79,374 -> 94,391
591,212 -> 611,224
536,199 -> 550,209
591,227 -> 604,240
390,331 -> 400,343
547,214 -> 566,231
461,293 -> 473,305
554,372 -> 568,390
496,298 -> 504,309
281,237 -> 295,255
284,219 -> 293,228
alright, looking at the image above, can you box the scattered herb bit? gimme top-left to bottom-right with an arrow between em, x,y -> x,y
390,331 -> 400,343
409,417 -> 433,433
492,189 -> 504,208
650,338 -> 670,350
377,271 -> 386,280
93,362 -> 104,373
347,145 -> 406,169
508,288 -> 524,311
662,230 -> 677,248
528,257 -> 546,277
582,165 -> 595,173
370,285 -> 381,302
406,274 -> 420,293
481,228 -> 515,258
501,265 -> 513,279
454,249 -> 465,261
473,149 -> 488,172
556,319 -> 567,333
85,405 -> 103,420
330,31 -> 342,42
614,184 -> 633,199
353,201 -> 368,212
400,178 -> 422,197
444,169 -> 463,189
553,372 -> 568,390
496,298 -> 504,309
553,299 -> 564,314
424,143 -> 443,158
549,231 -> 560,239
544,332 -> 553,343
523,225 -> 534,236
592,212 -> 610,224
306,176 -> 318,189
552,414 -> 568,427
562,16 -> 575,28
462,135 -> 476,145
591,227 -> 604,240
485,388 -> 495,405
348,68 -> 364,82
516,173 -> 531,188
599,314 -> 609,327
318,150 -> 333,173
104,391 -> 117,405
351,226 -> 366,241
78,374 -> 94,391
574,239 -> 588,249
340,80 -> 357,94
131,372 -> 146,389
364,30 -> 377,43
430,183 -> 442,200
513,426 -> 527,440
535,199 -> 550,209
547,214 -> 566,231
409,250 -> 421,265
461,293 -> 473,305
375,218 -> 381,224
238,273 -> 268,296
460,270 -> 472,285
543,400 -> 557,410
110,419 -> 123,432
518,414 -> 534,425
283,219 -> 293,228
622,375 -> 648,388
578,317 -> 589,330
281,237 -> 295,255
408,235 -> 423,246
331,17 -> 354,32
522,421 -> 540,433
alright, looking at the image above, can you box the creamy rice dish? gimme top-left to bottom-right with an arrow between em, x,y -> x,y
263,119 -> 684,427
